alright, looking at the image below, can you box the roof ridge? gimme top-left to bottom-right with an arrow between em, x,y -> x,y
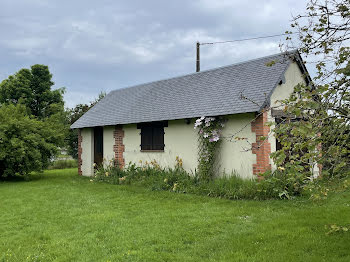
110,50 -> 297,94
71,50 -> 299,129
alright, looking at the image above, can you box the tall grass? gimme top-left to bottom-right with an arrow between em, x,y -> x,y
48,159 -> 78,170
93,161 -> 308,200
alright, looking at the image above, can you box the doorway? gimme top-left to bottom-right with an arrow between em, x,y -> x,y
94,127 -> 103,166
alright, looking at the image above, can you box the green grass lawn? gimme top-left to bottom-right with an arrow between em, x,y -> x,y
0,169 -> 349,262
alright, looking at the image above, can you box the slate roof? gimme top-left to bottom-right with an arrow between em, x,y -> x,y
71,51 -> 300,129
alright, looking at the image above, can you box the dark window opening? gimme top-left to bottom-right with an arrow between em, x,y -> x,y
137,121 -> 167,151
275,117 -> 302,150
275,117 -> 308,167
275,117 -> 284,152
94,126 -> 103,166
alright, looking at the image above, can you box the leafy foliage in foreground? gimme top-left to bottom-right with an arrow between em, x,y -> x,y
0,104 -> 62,177
93,160 -> 336,200
274,0 -> 350,178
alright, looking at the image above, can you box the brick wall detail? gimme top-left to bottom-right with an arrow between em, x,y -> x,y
113,125 -> 125,168
78,129 -> 83,175
251,111 -> 271,176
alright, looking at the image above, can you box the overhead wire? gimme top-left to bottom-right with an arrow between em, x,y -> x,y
199,32 -> 296,45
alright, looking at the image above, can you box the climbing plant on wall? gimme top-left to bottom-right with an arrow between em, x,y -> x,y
194,116 -> 226,181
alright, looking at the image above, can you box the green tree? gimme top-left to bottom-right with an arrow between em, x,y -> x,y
0,64 -> 65,119
66,92 -> 106,159
0,104 -> 61,178
0,65 -> 67,177
273,0 -> 350,177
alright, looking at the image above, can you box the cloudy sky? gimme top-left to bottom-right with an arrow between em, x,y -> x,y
0,0 -> 308,108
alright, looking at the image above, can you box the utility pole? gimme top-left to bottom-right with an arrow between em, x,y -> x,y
196,42 -> 200,72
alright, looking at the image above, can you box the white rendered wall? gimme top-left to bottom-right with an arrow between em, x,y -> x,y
123,115 -> 257,178
103,126 -> 115,165
123,120 -> 198,174
81,128 -> 94,177
219,113 -> 257,179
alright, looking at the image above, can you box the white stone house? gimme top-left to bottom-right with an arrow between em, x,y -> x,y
71,51 -> 310,178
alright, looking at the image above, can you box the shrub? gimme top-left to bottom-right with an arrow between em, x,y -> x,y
94,160 -> 125,184
0,104 -> 61,178
93,160 -> 195,191
91,159 -> 321,200
258,170 -> 311,199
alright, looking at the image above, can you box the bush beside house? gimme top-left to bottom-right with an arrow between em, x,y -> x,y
0,104 -> 61,177
92,158 -> 329,200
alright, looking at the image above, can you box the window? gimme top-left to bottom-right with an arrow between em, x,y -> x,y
137,121 -> 167,151
272,110 -> 301,152
275,118 -> 284,152
275,116 -> 306,165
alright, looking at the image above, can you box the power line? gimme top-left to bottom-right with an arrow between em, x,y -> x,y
200,32 -> 296,45
195,32 -> 296,72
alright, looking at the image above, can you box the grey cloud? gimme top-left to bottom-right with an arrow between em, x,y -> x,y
0,0 -> 308,108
